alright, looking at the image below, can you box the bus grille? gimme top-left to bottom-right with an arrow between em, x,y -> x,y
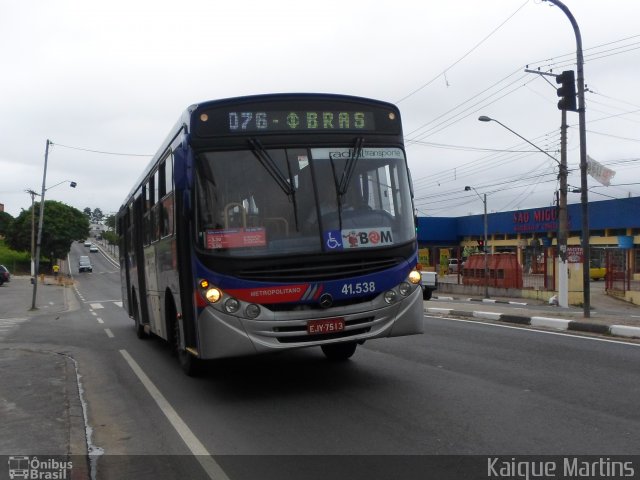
237,257 -> 402,282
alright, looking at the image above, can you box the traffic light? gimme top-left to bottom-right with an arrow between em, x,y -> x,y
556,70 -> 577,112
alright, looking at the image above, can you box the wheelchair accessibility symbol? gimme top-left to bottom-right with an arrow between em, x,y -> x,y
324,231 -> 343,250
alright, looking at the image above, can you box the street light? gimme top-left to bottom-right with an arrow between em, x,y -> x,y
464,185 -> 489,299
478,115 -> 570,308
478,116 -> 560,164
26,180 -> 77,282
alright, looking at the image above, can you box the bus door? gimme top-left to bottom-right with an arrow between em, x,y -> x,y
144,245 -> 165,338
143,170 -> 166,339
118,207 -> 133,314
133,195 -> 151,328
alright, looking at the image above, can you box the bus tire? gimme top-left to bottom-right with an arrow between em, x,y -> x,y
132,293 -> 148,339
321,342 -> 357,361
173,319 -> 201,376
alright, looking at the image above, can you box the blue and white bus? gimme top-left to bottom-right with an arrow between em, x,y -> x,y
117,93 -> 423,375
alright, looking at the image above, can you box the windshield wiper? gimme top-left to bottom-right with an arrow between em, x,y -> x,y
249,139 -> 302,231
249,138 -> 295,196
338,137 -> 364,195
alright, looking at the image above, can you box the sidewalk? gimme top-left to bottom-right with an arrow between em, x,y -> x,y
0,275 -> 89,476
426,282 -> 640,340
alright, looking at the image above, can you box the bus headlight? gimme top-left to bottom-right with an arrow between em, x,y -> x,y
205,287 -> 222,304
224,297 -> 240,313
384,290 -> 397,304
399,282 -> 412,296
245,304 -> 261,319
408,270 -> 421,285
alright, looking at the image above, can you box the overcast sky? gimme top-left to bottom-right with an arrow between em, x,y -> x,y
1,0 -> 638,220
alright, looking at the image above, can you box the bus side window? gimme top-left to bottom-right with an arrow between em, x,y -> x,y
143,183 -> 151,245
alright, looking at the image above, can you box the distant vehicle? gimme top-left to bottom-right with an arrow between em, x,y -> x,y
89,244 -> 98,253
84,240 -> 92,247
420,271 -> 438,300
0,265 -> 10,285
78,256 -> 93,272
590,266 -> 606,281
448,258 -> 463,274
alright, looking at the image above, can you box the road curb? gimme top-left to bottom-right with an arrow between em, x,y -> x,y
434,295 -> 529,306
425,307 -> 640,340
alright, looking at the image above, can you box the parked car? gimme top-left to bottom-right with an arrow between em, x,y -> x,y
0,265 -> 10,285
78,256 -> 93,273
89,244 -> 98,253
448,258 -> 464,274
420,270 -> 438,300
590,266 -> 606,281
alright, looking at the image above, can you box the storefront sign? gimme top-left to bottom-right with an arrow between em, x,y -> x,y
566,246 -> 583,263
512,207 -> 566,233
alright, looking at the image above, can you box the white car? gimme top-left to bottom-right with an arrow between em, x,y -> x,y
448,258 -> 464,274
84,240 -> 92,247
89,244 -> 98,253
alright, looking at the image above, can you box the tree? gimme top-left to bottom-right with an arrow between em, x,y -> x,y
92,208 -> 104,223
83,207 -> 92,218
0,211 -> 13,237
7,200 -> 90,260
104,214 -> 116,231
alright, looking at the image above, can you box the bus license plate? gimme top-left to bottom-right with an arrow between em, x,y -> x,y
307,317 -> 345,335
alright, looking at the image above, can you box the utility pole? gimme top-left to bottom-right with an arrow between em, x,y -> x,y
482,192 -> 489,299
557,109 -> 569,308
25,189 -> 38,278
464,185 -> 489,299
31,139 -> 51,311
523,69 -> 570,307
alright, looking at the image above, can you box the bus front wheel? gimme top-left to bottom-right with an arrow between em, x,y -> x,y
321,342 -> 357,361
173,320 -> 201,376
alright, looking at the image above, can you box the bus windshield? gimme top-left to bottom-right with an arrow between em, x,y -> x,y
195,146 -> 414,256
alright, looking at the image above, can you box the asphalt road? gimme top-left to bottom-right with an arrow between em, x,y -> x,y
4,242 -> 640,479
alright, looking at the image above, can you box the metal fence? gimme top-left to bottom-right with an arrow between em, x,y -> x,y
440,247 -> 639,294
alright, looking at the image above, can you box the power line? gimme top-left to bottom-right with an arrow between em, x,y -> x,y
395,0 -> 530,104
51,142 -> 153,157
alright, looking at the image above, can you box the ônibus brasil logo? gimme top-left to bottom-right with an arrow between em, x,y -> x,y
7,456 -> 73,479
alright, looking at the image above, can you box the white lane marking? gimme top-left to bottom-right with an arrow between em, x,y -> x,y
97,318 -> 104,324
104,329 -> 114,338
427,315 -> 640,348
90,303 -> 104,309
119,350 -> 230,480
114,301 -> 123,308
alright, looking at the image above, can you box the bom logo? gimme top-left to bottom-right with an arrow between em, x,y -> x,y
342,228 -> 393,249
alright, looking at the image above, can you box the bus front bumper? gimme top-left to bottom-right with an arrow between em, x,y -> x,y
195,285 -> 424,360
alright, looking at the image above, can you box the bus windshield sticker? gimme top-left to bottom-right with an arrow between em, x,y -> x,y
324,228 -> 393,250
206,228 -> 267,249
311,147 -> 403,161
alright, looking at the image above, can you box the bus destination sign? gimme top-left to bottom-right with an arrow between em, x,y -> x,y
227,110 -> 376,133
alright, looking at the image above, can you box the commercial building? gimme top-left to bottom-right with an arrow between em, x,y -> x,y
417,196 -> 640,304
